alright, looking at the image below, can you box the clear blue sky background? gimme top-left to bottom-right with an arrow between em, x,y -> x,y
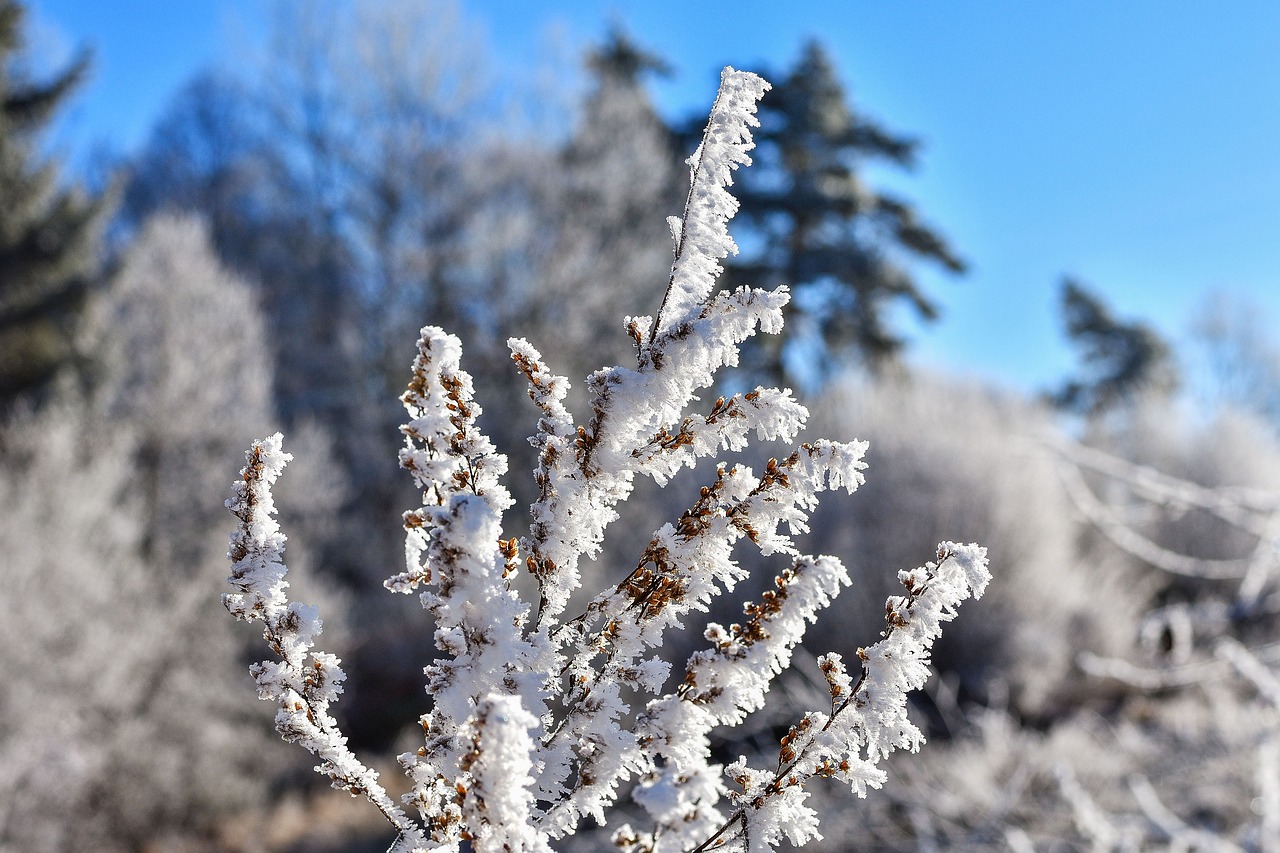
27,0 -> 1280,393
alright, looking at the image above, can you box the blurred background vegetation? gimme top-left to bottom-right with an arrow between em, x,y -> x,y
5,1 -> 1280,850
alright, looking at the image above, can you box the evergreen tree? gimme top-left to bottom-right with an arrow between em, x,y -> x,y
724,40 -> 964,384
0,0 -> 105,406
1049,278 -> 1179,415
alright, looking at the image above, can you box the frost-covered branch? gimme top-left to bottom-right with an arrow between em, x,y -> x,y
389,329 -> 546,850
224,435 -> 426,849
1051,436 -> 1280,590
1055,764 -> 1142,852
686,544 -> 990,853
1128,775 -> 1244,852
1056,426 -> 1280,851
1048,435 -> 1280,530
1056,456 -> 1255,580
224,66 -> 988,853
651,68 -> 771,341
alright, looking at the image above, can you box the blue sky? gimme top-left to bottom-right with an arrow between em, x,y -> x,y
27,0 -> 1280,393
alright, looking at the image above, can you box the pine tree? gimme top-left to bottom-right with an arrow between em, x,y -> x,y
725,40 -> 964,384
1049,278 -> 1179,415
0,0 -> 105,406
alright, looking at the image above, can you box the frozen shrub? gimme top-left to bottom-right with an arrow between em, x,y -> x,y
86,213 -> 345,602
1083,400 -> 1280,576
87,214 -> 277,565
1039,399 -> 1280,849
223,68 -> 988,852
759,380 -> 1280,850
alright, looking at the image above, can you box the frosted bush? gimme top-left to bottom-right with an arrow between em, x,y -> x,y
0,215 -> 328,852
87,214 -> 278,565
1082,400 -> 1280,577
224,68 -> 988,852
0,214 -> 357,852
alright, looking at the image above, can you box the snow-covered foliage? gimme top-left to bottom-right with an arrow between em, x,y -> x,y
0,215 -> 326,853
658,390 -> 1280,852
1042,407 -> 1280,849
225,68 -> 988,852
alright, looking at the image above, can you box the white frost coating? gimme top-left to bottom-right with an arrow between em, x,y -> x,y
225,66 -> 988,853
391,327 -> 544,848
534,440 -> 867,834
464,696 -> 554,853
817,544 -> 991,769
698,543 -> 991,852
1219,638 -> 1280,708
224,433 -> 293,625
631,387 -> 810,486
224,435 -> 426,851
509,336 -> 584,619
633,555 -> 851,850
507,69 -> 778,636
656,68 -> 771,337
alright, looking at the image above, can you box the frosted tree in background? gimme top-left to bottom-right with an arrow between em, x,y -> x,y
722,41 -> 965,385
0,215 -> 310,853
802,375 -> 1144,721
225,67 -> 987,852
88,215 -> 275,565
1048,279 -> 1179,416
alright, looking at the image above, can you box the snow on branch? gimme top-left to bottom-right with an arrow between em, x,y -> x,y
652,67 -> 771,341
224,67 -> 988,853
1048,435 -> 1280,535
224,435 -> 426,849
1057,433 -> 1280,851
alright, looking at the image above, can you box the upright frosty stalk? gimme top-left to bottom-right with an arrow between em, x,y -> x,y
652,67 -> 771,338
225,66 -> 989,853
224,435 -> 425,850
389,328 -> 548,850
511,68 -> 780,634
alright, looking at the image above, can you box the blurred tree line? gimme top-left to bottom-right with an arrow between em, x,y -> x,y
5,0 -> 971,599
7,0 -> 1280,850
